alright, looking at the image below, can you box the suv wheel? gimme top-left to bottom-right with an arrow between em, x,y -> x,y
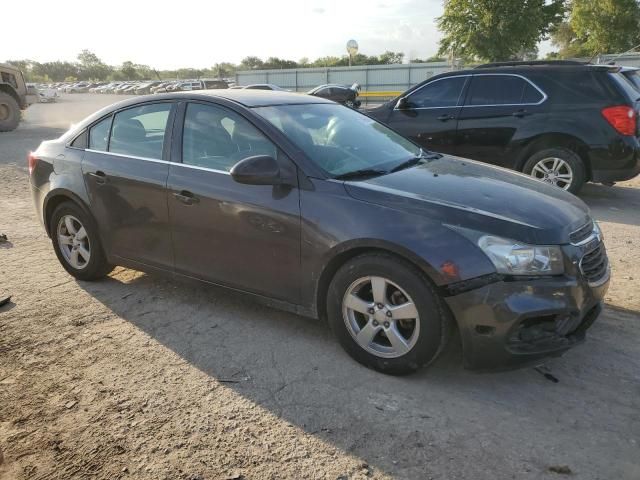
523,148 -> 586,194
0,92 -> 20,132
50,201 -> 113,281
327,252 -> 451,375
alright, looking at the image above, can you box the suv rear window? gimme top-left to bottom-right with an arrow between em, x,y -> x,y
466,75 -> 543,106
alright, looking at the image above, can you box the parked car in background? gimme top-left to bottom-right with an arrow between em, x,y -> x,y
30,90 -> 609,374
308,83 -> 361,108
96,83 -> 122,94
243,83 -> 286,91
38,86 -> 59,103
65,82 -> 91,93
134,81 -> 161,95
367,61 -> 640,193
115,83 -> 136,94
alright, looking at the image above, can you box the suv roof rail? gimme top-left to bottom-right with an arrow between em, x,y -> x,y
474,60 -> 586,69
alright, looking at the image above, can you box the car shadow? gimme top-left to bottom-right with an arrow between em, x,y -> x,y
75,268 -> 638,478
580,181 -> 640,227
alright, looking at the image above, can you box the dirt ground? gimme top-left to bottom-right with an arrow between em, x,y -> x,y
0,95 -> 639,480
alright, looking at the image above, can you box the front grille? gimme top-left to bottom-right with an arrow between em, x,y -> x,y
580,241 -> 608,283
570,222 -> 594,244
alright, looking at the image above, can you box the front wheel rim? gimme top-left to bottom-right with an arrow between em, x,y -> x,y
57,215 -> 91,270
342,276 -> 420,358
531,157 -> 573,190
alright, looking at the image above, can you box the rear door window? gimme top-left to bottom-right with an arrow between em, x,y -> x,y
406,77 -> 467,108
88,115 -> 113,151
108,103 -> 172,160
466,75 -> 542,106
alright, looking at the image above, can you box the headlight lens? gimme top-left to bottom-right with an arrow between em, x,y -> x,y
477,235 -> 564,275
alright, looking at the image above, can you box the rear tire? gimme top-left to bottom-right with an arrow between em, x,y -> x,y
327,252 -> 452,375
523,147 -> 586,194
0,92 -> 20,132
50,201 -> 113,281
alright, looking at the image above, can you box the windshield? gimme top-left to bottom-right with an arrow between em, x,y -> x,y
254,104 -> 421,177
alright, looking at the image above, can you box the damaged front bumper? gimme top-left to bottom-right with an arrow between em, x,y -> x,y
444,272 -> 610,370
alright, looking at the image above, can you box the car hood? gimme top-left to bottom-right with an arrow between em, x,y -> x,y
344,155 -> 591,245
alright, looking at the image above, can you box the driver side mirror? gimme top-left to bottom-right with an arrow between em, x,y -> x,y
230,155 -> 283,185
395,96 -> 410,110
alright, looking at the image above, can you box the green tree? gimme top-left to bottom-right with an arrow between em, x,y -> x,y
437,0 -> 564,61
378,51 -> 405,64
570,0 -> 640,55
263,57 -> 298,69
120,61 -> 139,80
76,49 -> 112,80
213,62 -> 236,78
411,55 -> 447,63
239,56 -> 264,70
34,61 -> 79,81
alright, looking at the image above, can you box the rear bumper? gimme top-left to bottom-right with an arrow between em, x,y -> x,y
589,136 -> 640,182
445,273 -> 610,370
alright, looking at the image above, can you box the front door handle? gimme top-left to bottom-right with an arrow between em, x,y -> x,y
437,114 -> 454,122
173,190 -> 199,205
88,171 -> 107,184
512,109 -> 531,118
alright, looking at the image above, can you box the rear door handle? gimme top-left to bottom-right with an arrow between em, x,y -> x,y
512,109 -> 531,118
437,114 -> 454,122
173,190 -> 199,205
88,170 -> 107,184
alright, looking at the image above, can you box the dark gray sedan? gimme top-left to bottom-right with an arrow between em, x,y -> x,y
29,90 -> 609,374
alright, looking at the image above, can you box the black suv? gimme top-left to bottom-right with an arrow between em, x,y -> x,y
368,61 -> 640,193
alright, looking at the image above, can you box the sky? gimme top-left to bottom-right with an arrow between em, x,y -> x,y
3,0 -> 553,69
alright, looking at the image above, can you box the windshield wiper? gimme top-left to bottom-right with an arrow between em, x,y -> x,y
390,151 -> 443,173
333,168 -> 388,180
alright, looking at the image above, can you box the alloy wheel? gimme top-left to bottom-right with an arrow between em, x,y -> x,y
530,157 -> 573,190
342,276 -> 420,358
57,215 -> 91,269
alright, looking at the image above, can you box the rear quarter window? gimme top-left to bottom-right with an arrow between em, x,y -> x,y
608,72 -> 640,102
530,70 -> 622,104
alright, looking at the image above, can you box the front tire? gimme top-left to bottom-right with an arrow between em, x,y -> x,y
0,92 -> 20,132
327,252 -> 452,375
523,148 -> 586,194
50,201 -> 113,281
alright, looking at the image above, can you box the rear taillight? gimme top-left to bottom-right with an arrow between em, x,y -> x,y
28,152 -> 38,175
601,105 -> 637,136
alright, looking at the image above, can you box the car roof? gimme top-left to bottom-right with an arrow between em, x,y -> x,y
177,89 -> 331,107
445,63 -> 620,77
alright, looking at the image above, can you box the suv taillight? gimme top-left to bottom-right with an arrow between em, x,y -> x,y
601,105 -> 636,136
28,152 -> 38,175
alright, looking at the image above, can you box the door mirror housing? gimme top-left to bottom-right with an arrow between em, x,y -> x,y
230,155 -> 283,185
396,96 -> 409,109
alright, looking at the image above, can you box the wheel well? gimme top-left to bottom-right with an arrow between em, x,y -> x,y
43,194 -> 89,236
0,84 -> 21,108
315,246 -> 429,321
516,134 -> 592,180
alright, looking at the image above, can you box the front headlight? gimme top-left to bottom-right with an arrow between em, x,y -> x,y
477,235 -> 564,276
